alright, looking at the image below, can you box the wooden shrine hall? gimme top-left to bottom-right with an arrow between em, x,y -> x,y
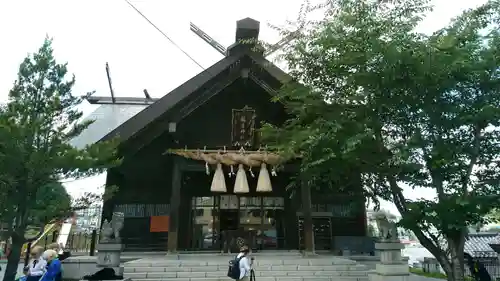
95,18 -> 368,253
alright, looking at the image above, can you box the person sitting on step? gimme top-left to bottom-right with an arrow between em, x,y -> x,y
26,246 -> 47,281
40,250 -> 62,281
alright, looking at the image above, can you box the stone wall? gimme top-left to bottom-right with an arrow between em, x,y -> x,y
62,256 -> 138,280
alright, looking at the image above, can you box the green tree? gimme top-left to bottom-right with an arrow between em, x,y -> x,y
262,1 -> 500,280
0,181 -> 97,240
31,181 -> 72,222
19,181 -> 72,239
0,38 -> 119,281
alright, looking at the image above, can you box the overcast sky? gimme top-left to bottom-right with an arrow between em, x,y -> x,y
0,0 -> 488,214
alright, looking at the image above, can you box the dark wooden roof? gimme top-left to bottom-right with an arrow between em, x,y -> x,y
100,50 -> 290,144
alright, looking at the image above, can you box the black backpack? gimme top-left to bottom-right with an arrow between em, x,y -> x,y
227,256 -> 243,280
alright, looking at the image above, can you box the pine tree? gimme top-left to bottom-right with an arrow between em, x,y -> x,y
0,38 -> 119,281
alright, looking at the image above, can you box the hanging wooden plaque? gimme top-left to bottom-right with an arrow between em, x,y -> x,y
150,216 -> 169,232
231,106 -> 256,147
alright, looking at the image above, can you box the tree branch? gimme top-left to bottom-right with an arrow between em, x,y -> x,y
388,176 -> 408,213
462,124 -> 482,194
423,228 -> 445,250
416,128 -> 446,200
413,227 -> 453,274
389,175 -> 453,274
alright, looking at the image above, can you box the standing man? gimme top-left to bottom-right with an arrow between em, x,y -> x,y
236,246 -> 251,281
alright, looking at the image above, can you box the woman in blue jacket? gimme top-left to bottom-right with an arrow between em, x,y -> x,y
40,250 -> 61,281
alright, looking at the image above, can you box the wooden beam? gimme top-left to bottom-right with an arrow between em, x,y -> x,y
264,30 -> 300,57
168,157 -> 182,253
190,22 -> 227,56
85,96 -> 159,105
105,62 -> 116,104
248,73 -> 279,96
178,158 -> 300,172
166,148 -> 273,155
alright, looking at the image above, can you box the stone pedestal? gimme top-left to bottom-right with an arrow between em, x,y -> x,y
369,241 -> 409,281
96,243 -> 124,276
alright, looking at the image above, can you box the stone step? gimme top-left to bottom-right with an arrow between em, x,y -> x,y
124,265 -> 367,273
125,258 -> 360,267
125,270 -> 368,278
123,257 -> 369,281
164,251 -> 303,260
129,276 -> 368,281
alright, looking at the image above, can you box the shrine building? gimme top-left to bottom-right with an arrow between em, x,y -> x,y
73,18 -> 368,253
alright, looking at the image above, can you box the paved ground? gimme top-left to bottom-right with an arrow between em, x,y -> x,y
0,256 -> 444,281
0,264 -> 23,281
409,274 -> 443,281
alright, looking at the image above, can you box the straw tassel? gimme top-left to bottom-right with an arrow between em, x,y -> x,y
210,163 -> 227,192
233,164 -> 249,193
256,163 -> 273,192
205,162 -> 210,175
271,166 -> 277,176
228,165 -> 235,177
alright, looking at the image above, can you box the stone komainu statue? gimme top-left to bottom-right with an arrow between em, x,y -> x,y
373,211 -> 399,241
111,212 -> 124,242
100,220 -> 113,242
100,212 -> 124,243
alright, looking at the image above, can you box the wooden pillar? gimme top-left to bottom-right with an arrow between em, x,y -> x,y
301,182 -> 315,254
101,170 -> 117,225
284,195 -> 299,250
168,157 -> 182,253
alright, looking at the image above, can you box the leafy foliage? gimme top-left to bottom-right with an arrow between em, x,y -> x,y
29,181 -> 71,224
262,0 -> 500,280
487,209 -> 500,222
0,38 -> 120,281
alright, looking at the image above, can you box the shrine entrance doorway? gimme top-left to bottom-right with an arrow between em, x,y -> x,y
189,195 -> 286,252
220,209 -> 239,233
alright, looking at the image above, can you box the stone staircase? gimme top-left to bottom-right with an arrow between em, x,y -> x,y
123,252 -> 370,281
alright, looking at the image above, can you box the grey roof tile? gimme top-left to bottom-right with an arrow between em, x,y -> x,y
70,104 -> 149,149
465,234 -> 498,258
489,235 -> 500,244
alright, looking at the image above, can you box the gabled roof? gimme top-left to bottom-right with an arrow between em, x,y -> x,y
79,17 -> 293,147
99,51 -> 289,144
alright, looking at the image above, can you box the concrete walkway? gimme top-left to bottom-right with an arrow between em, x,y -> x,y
409,274 -> 443,281
0,264 -> 23,281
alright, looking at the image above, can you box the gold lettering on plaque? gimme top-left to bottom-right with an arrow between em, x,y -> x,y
231,106 -> 256,147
